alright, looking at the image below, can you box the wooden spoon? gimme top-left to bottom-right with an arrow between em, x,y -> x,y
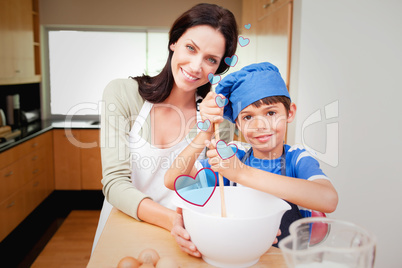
214,122 -> 227,217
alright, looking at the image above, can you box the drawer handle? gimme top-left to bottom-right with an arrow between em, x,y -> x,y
4,171 -> 13,177
32,142 -> 38,147
33,181 -> 39,187
32,155 -> 38,161
263,0 -> 276,8
7,201 -> 15,208
32,169 -> 39,174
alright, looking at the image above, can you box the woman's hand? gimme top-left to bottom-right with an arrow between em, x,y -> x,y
199,92 -> 224,125
171,208 -> 201,258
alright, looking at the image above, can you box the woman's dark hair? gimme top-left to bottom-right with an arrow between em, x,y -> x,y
134,3 -> 238,103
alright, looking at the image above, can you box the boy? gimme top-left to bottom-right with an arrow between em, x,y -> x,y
165,62 -> 338,242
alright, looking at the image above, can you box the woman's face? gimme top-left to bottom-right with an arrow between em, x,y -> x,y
170,25 -> 226,93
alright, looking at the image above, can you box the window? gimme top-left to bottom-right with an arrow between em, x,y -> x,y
47,29 -> 169,116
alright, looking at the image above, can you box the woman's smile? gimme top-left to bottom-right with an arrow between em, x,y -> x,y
181,67 -> 199,81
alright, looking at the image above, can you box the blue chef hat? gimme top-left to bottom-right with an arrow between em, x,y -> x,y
215,62 -> 290,123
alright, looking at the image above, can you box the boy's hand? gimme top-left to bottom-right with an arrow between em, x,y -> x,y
199,92 -> 224,125
205,139 -> 243,182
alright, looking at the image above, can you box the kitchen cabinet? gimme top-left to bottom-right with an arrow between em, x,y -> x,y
32,0 -> 41,76
234,0 -> 293,143
242,0 -> 293,86
53,129 -> 102,190
80,130 -> 103,190
0,0 -> 41,85
0,131 -> 54,241
53,129 -> 81,189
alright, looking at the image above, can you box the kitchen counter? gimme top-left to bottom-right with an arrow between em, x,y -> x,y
88,208 -> 287,267
0,119 -> 100,153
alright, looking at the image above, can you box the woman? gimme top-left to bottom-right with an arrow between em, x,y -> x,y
92,3 -> 238,257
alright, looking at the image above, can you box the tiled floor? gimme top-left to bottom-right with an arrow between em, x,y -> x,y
0,191 -> 103,268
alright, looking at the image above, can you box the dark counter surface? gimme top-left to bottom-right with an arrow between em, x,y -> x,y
0,119 -> 100,153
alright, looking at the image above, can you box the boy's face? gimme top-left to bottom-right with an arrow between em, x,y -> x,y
236,102 -> 296,159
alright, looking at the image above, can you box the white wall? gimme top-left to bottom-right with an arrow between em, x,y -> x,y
288,1 -> 402,267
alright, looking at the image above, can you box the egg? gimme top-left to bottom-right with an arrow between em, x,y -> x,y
155,256 -> 179,268
139,263 -> 155,268
117,256 -> 141,268
138,248 -> 160,266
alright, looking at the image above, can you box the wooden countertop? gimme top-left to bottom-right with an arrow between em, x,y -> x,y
88,208 -> 287,268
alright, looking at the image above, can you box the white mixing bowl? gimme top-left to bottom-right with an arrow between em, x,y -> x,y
174,186 -> 291,268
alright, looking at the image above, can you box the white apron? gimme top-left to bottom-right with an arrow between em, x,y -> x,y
92,100 -> 201,253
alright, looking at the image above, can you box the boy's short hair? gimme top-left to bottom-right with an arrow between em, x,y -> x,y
251,96 -> 291,116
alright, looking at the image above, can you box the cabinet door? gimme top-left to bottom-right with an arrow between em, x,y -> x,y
80,129 -> 102,190
42,131 -> 55,194
242,0 -> 293,86
238,0 -> 293,142
0,0 -> 37,84
256,0 -> 293,86
53,129 -> 82,190
0,0 -> 16,79
14,0 -> 35,79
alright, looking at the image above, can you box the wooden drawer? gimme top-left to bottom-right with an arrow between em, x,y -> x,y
24,173 -> 52,216
0,172 -> 51,242
0,187 -> 26,241
31,146 -> 47,176
0,148 -> 47,202
0,130 -> 54,242
0,131 -> 52,169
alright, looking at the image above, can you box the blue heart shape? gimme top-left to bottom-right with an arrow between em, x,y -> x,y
216,140 -> 238,160
244,23 -> 251,30
238,36 -> 250,47
197,119 -> 211,132
215,95 -> 228,108
224,55 -> 238,67
208,73 -> 221,85
174,168 -> 217,207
